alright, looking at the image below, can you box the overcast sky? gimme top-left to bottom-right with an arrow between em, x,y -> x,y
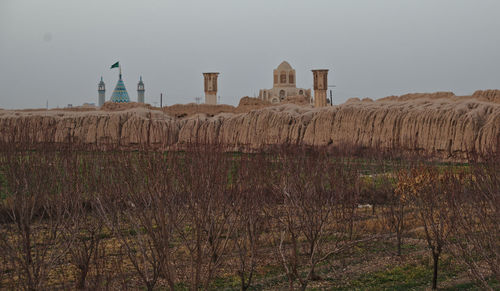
1,0 -> 499,109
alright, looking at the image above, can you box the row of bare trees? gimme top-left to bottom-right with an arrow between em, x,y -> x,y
379,162 -> 499,290
0,146 -> 498,290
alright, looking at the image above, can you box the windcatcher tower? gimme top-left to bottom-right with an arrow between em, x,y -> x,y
203,72 -> 219,105
137,76 -> 145,103
110,66 -> 130,103
312,69 -> 329,107
98,76 -> 105,107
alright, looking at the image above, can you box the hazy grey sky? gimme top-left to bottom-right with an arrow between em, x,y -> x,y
1,0 -> 499,109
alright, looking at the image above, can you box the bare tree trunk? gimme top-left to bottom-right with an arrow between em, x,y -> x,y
432,252 -> 439,290
76,267 -> 89,290
397,232 -> 402,256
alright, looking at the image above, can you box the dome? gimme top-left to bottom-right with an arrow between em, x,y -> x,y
110,77 -> 130,103
277,61 -> 293,71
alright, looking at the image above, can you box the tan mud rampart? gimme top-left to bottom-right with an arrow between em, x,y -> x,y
0,91 -> 499,160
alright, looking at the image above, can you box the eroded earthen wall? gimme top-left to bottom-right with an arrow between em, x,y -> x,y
0,92 -> 499,160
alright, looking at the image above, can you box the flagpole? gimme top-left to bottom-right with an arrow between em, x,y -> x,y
119,64 -> 122,79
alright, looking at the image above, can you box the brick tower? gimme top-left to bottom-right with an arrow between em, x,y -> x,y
203,72 -> 219,105
312,69 -> 329,107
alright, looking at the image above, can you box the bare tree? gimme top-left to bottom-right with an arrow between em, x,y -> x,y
232,153 -> 271,291
60,152 -> 106,290
0,151 -> 71,290
173,146 -> 238,291
96,152 -> 171,291
407,166 -> 455,290
448,160 -> 499,290
268,149 -> 376,291
385,171 -> 410,256
131,152 -> 180,290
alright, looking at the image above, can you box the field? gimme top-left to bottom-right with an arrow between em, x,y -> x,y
0,146 -> 498,290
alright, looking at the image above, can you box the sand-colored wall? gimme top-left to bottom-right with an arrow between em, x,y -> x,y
0,91 -> 498,159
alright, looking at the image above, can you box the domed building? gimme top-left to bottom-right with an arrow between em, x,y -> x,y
110,72 -> 130,103
97,75 -> 145,105
259,61 -> 311,104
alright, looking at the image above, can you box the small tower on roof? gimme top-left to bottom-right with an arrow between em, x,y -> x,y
312,69 -> 329,107
98,76 -> 105,107
110,65 -> 130,103
203,72 -> 219,105
137,76 -> 145,103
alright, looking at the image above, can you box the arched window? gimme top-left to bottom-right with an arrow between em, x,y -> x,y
289,72 -> 294,84
263,91 -> 267,98
279,90 -> 286,100
280,73 -> 286,84
299,90 -> 303,95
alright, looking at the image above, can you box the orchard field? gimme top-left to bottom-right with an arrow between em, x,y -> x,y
0,146 -> 498,290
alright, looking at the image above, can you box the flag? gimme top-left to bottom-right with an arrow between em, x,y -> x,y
110,62 -> 119,69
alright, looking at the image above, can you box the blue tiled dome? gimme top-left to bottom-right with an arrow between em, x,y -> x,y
110,76 -> 130,103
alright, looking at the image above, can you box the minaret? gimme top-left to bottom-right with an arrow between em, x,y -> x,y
312,69 -> 329,107
203,72 -> 219,105
98,76 -> 105,107
137,76 -> 145,103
